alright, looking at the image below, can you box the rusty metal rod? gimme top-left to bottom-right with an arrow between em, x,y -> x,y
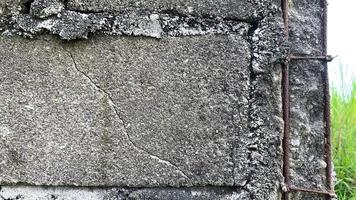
320,0 -> 334,198
281,0 -> 290,199
282,62 -> 291,200
289,187 -> 336,197
282,0 -> 289,39
289,55 -> 335,62
281,0 -> 334,199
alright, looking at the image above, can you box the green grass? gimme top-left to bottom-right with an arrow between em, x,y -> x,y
331,79 -> 356,200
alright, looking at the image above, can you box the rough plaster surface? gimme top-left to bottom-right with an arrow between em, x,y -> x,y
0,0 -> 334,199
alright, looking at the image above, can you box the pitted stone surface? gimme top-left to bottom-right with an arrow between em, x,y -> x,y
289,0 -> 323,55
289,60 -> 327,200
67,0 -> 260,20
287,0 -> 331,199
30,0 -> 64,19
0,34 -> 251,187
289,60 -> 326,189
0,0 -> 257,40
0,0 -> 27,16
6,12 -> 250,40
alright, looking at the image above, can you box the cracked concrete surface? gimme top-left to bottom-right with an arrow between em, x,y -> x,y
65,48 -> 189,179
0,34 -> 253,187
0,35 -> 192,187
63,34 -> 253,187
0,0 -> 333,199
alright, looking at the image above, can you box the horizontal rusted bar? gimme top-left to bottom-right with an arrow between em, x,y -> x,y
289,55 -> 335,62
289,187 -> 336,197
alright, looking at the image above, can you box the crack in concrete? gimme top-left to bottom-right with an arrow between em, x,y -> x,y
63,47 -> 189,179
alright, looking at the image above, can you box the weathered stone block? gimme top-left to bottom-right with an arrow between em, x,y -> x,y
0,34 -> 251,187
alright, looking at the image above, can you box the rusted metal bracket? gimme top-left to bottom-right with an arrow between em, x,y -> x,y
281,0 -> 334,199
289,187 -> 336,197
289,55 -> 336,62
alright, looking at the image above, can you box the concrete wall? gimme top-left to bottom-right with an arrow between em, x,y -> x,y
0,0 -> 333,199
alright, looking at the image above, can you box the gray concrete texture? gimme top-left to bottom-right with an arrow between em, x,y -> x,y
0,0 -> 333,199
0,34 -> 250,187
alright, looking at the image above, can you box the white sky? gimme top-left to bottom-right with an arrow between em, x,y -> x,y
328,0 -> 356,90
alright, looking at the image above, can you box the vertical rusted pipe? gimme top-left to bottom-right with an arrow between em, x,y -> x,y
282,62 -> 290,200
281,0 -> 290,199
282,0 -> 289,40
320,0 -> 334,198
